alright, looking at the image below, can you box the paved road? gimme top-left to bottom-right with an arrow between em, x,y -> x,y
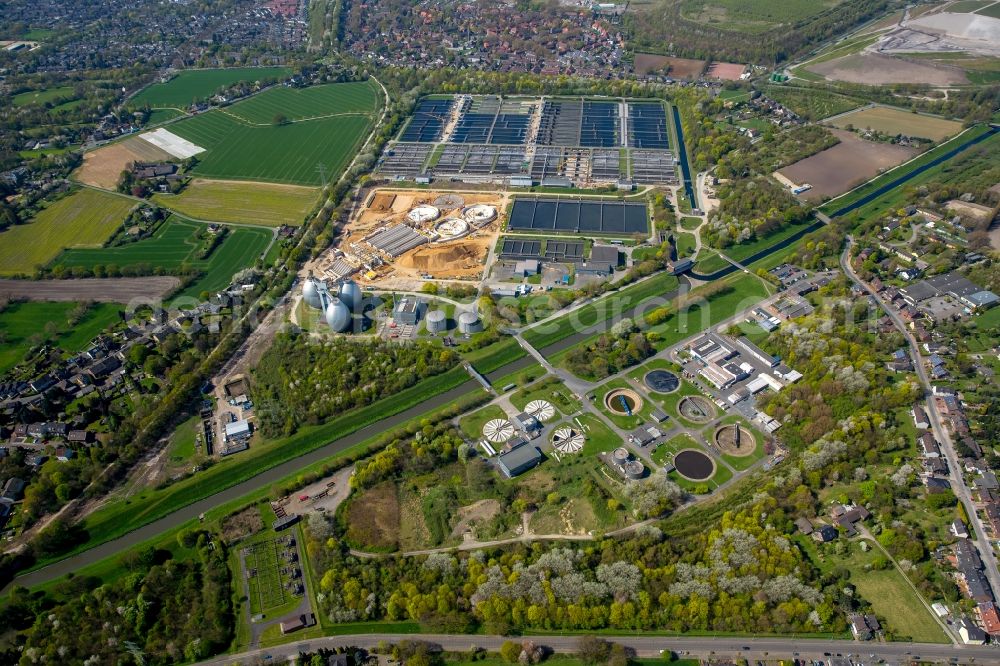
841,238 -> 1000,597
196,631 -> 1000,665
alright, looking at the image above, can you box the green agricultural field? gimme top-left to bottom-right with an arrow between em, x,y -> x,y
164,81 -> 379,185
12,86 -> 76,107
145,108 -> 183,125
978,2 -> 1000,18
0,189 -> 134,276
131,67 -> 292,109
152,180 -> 319,227
220,80 -> 379,123
0,301 -> 121,374
55,216 -> 271,299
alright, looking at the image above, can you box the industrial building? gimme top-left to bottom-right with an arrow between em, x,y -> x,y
225,419 -> 252,441
581,245 -> 620,276
687,336 -> 735,365
394,298 -> 426,326
497,442 -> 543,478
376,95 -> 678,188
301,276 -> 360,333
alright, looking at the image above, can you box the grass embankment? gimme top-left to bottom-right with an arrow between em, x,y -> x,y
523,273 -> 679,350
22,391 -> 493,600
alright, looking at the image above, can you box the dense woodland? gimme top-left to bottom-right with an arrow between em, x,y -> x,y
564,318 -> 654,380
312,493 -> 832,634
252,332 -> 459,437
6,534 -> 233,664
705,176 -> 809,248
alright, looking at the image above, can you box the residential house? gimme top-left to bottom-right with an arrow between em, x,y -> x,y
958,617 -> 987,645
979,601 -> 1000,636
919,432 -> 941,458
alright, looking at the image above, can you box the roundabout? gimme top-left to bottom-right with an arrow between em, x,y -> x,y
604,388 -> 643,416
678,395 -> 716,423
673,449 -> 715,481
643,369 -> 679,393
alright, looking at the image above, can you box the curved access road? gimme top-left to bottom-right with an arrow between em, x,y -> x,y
196,632 -> 997,666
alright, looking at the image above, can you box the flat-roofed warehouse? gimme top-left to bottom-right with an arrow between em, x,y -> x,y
498,442 -> 543,478
508,198 -> 649,235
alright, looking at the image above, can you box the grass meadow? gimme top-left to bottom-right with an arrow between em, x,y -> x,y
130,67 -> 292,108
0,301 -> 122,373
152,180 -> 319,227
0,189 -> 134,276
55,216 -> 271,298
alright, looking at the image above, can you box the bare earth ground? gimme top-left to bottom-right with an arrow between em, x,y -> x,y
395,237 -> 493,280
633,54 -> 705,78
319,187 -> 504,285
990,224 -> 1000,252
77,137 -> 175,189
450,499 -> 501,539
778,129 -> 918,201
807,52 -> 969,85
705,62 -> 746,81
0,276 -> 180,302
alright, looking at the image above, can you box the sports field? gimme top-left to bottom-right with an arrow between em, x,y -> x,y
130,67 -> 292,109
56,216 -> 271,298
165,81 -> 380,185
0,301 -> 122,374
151,179 -> 319,227
828,105 -> 963,142
0,189 -> 134,276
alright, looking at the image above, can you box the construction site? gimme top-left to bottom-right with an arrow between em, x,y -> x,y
310,188 -> 505,287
